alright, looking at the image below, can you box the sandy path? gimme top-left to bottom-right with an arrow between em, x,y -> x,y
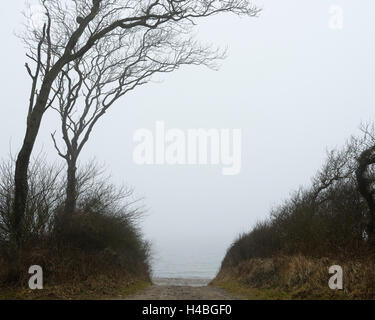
126,284 -> 241,300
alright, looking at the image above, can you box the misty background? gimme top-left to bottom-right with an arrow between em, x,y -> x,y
1,0 -> 374,279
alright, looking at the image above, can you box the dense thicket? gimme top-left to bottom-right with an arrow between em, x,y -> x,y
0,156 -> 150,285
222,128 -> 375,268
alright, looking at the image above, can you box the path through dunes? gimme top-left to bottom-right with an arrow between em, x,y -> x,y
126,285 -> 241,300
125,278 -> 241,300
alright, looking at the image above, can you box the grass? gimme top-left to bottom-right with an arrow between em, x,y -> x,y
211,279 -> 356,300
212,256 -> 375,300
0,276 -> 151,300
211,280 -> 292,300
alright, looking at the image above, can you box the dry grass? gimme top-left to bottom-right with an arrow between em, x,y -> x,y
212,255 -> 375,300
0,243 -> 151,300
0,275 -> 151,300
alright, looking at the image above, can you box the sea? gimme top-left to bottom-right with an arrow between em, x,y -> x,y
150,241 -> 228,286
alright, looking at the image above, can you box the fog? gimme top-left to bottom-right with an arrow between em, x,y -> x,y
1,1 -> 375,277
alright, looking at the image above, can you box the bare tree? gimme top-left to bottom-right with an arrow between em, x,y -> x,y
74,161 -> 143,222
51,25 -> 224,220
14,0 -> 261,245
355,123 -> 375,246
311,141 -> 357,202
309,122 -> 375,246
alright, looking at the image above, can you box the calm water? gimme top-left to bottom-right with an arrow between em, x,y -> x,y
153,278 -> 212,287
150,241 -> 227,281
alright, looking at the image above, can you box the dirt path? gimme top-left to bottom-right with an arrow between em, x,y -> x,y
126,284 -> 241,300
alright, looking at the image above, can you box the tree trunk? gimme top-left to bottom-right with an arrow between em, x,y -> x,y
356,147 -> 375,246
12,67 -> 62,245
12,1 -> 99,244
65,158 -> 77,218
11,102 -> 48,280
13,107 -> 46,246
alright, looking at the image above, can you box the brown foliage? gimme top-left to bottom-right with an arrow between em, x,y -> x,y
0,157 -> 150,287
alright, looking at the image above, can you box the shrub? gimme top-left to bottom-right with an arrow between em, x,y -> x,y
0,156 -> 151,287
0,154 -> 64,244
58,210 -> 150,273
221,133 -> 374,270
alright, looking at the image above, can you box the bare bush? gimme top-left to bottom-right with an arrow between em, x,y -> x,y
0,154 -> 64,244
222,125 -> 375,269
0,156 -> 149,285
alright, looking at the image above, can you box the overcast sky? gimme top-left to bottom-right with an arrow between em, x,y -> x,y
1,1 -> 375,274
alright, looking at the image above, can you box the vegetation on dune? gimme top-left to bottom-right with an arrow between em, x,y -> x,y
214,125 -> 375,300
0,277 -> 151,300
0,156 -> 151,298
213,256 -> 375,300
